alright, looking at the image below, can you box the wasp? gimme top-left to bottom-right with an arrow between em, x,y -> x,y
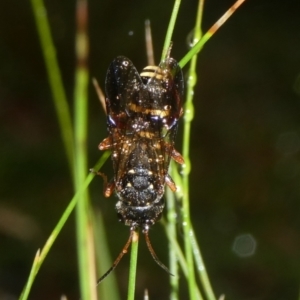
94,50 -> 184,283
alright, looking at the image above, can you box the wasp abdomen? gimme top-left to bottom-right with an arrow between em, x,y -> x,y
115,197 -> 164,228
116,168 -> 163,204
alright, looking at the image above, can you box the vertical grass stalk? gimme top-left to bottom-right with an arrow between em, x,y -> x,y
176,1 -> 246,299
30,0 -> 74,174
166,187 -> 179,300
93,210 -> 121,300
179,0 -> 205,298
190,225 -> 216,300
73,1 -> 97,299
127,230 -> 139,300
161,0 -> 181,61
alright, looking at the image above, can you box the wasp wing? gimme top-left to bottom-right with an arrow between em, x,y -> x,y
105,56 -> 142,116
143,57 -> 184,179
105,57 -> 143,176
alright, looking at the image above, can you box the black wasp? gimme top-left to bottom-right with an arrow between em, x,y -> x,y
95,50 -> 184,283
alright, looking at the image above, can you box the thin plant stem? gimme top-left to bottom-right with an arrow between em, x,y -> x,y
161,218 -> 187,276
179,0 -> 246,69
166,187 -> 179,300
127,230 -> 139,300
176,1 -> 246,299
179,1 -> 246,299
170,162 -> 184,200
19,250 -> 40,300
163,217 -> 203,300
19,153 -> 109,300
29,0 -> 112,299
93,210 -> 120,300
73,1 -> 97,299
180,0 -> 206,299
184,1 -> 217,299
161,0 -> 181,61
190,226 -> 216,300
86,216 -> 97,296
30,0 -> 74,174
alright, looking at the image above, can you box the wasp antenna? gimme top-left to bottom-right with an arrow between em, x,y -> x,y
145,19 -> 155,66
97,230 -> 134,285
92,77 -> 107,115
144,230 -> 173,276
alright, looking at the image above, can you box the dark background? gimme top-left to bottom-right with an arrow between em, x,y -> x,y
1,0 -> 300,299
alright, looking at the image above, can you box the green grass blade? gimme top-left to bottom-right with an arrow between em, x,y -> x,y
73,1 -> 97,299
161,0 -> 181,61
190,226 -> 216,300
179,0 -> 246,68
19,250 -> 40,300
94,210 -> 121,300
30,0 -> 74,172
166,187 -> 179,300
19,153 -> 109,300
177,1 -> 247,299
180,1 -> 205,299
127,230 -> 139,300
162,217 -> 203,300
179,1 -> 247,299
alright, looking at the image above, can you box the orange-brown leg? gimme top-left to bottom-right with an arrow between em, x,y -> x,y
170,147 -> 184,164
165,174 -> 177,192
90,169 -> 115,197
98,136 -> 113,151
163,142 -> 184,164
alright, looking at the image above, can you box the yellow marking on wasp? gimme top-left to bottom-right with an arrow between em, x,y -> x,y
138,131 -> 154,139
128,103 -> 170,117
141,66 -> 162,73
143,66 -> 161,71
140,66 -> 165,80
140,72 -> 164,80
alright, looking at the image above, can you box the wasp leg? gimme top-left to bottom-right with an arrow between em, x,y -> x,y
90,169 -> 115,197
170,148 -> 184,164
165,174 -> 177,192
98,136 -> 113,151
163,142 -> 184,164
103,179 -> 115,197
